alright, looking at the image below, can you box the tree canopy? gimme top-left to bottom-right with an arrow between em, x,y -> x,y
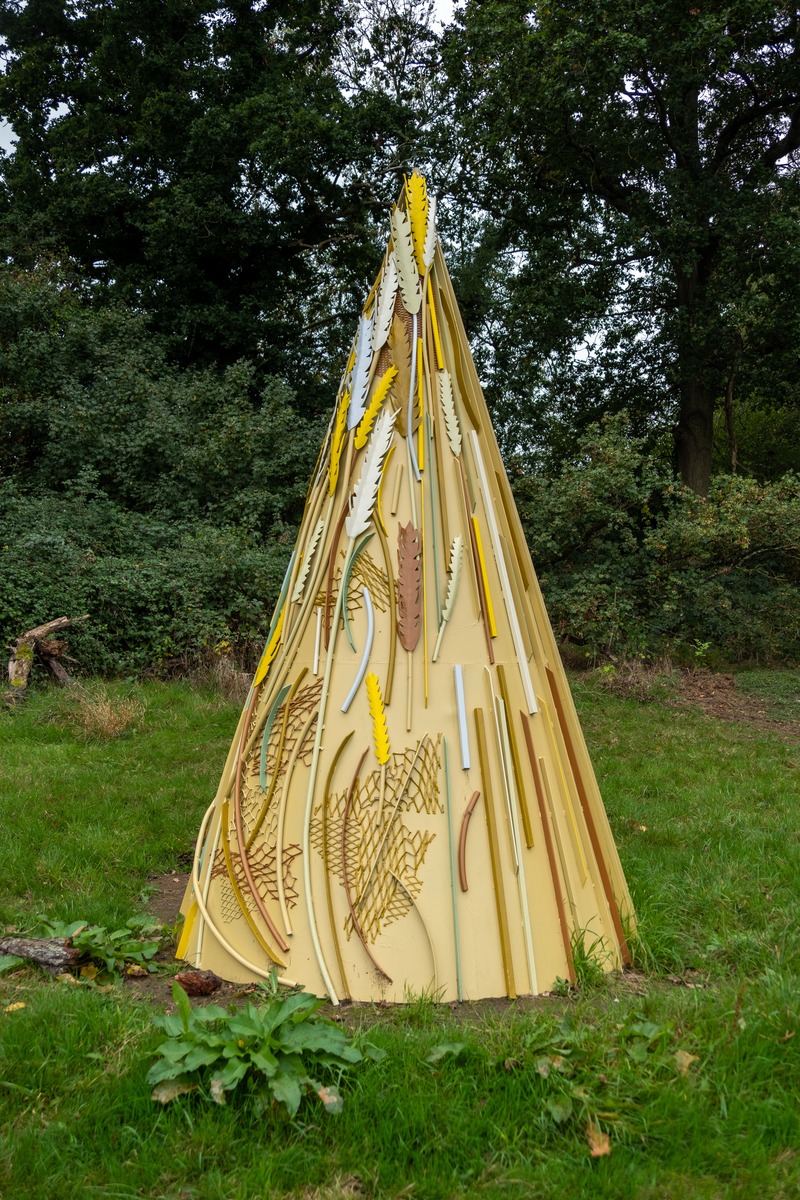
445,0 -> 800,491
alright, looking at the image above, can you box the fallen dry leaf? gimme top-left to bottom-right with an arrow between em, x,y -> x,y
125,963 -> 149,978
4,1002 -> 26,1013
587,1122 -> 611,1158
151,1078 -> 198,1104
56,972 -> 79,986
675,1049 -> 699,1075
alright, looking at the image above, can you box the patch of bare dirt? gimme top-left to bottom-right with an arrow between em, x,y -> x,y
146,872 -> 189,925
675,670 -> 800,740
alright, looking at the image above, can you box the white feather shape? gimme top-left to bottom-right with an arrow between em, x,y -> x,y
438,370 -> 461,456
291,517 -> 325,603
423,194 -> 437,270
345,405 -> 398,540
371,253 -> 398,354
390,205 -> 421,315
432,535 -> 464,661
347,312 -> 375,429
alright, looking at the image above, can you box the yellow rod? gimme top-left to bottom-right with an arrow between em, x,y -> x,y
427,275 -> 444,369
471,516 -> 498,637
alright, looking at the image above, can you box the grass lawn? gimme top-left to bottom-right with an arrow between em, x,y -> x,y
0,672 -> 798,1199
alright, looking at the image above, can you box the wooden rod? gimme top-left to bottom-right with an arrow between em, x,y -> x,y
474,707 -> 516,999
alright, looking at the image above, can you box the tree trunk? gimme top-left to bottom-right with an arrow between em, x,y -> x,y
674,377 -> 715,496
5,614 -> 88,706
0,936 -> 80,974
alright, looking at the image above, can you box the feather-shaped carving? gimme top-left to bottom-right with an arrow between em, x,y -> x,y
354,365 -> 397,450
432,536 -> 464,661
329,389 -> 350,495
390,204 -> 421,315
371,253 -> 398,354
423,193 -> 437,270
397,522 -> 422,652
438,370 -> 461,457
291,517 -> 325,603
347,312 -> 375,429
388,316 -> 412,436
366,672 -> 390,765
405,172 -> 429,275
345,405 -> 398,540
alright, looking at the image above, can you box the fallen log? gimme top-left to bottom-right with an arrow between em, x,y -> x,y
0,936 -> 80,974
5,614 -> 88,706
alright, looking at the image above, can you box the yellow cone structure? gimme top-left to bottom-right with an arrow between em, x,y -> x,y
179,175 -> 634,1002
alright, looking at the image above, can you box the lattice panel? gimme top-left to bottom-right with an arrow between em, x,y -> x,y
212,836 -> 301,922
310,736 -> 441,943
314,551 -> 391,617
240,678 -> 322,833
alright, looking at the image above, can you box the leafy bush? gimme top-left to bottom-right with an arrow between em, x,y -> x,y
148,984 -> 364,1113
0,481 -> 292,674
37,915 -> 163,982
513,414 -> 800,662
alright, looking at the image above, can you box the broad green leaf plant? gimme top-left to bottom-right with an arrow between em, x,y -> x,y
148,984 -> 363,1115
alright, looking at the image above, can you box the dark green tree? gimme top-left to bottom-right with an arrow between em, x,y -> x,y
445,0 -> 800,491
0,0 -> 404,401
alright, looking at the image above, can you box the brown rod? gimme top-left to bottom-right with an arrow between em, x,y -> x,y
520,711 -> 576,984
341,748 -> 393,981
544,668 -> 631,963
474,708 -> 516,999
231,686 -> 291,955
457,791 -> 481,892
374,515 -> 398,705
324,501 -> 350,648
322,732 -> 355,1001
496,665 -> 534,849
459,457 -> 495,664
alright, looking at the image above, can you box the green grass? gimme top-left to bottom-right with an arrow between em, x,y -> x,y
1,674 -> 799,1199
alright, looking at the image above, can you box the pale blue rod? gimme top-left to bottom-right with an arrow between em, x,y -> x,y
443,737 -> 463,1002
454,664 -> 470,769
408,312 -> 421,481
341,588 -> 375,713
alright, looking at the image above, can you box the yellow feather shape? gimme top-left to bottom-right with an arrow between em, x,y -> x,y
329,389 -> 350,495
355,365 -> 397,450
405,172 -> 429,274
366,672 -> 390,765
253,604 -> 284,687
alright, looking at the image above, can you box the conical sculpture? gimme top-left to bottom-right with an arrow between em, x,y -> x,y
178,174 -> 634,1002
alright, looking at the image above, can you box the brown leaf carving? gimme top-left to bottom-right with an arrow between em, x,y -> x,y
397,522 -> 421,652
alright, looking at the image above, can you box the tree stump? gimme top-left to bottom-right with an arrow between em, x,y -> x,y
5,615 -> 88,706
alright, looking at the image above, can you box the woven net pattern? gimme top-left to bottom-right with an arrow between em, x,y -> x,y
310,736 -> 442,943
212,834 -> 301,925
315,551 -> 391,618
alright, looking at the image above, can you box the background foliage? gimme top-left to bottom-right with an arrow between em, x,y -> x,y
1,0 -> 798,672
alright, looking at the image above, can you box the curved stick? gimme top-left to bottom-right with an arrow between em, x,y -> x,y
191,800 -> 297,987
389,870 -> 438,992
342,532 -> 374,652
231,688 -> 291,955
355,738 -> 427,914
341,588 -> 375,713
324,501 -> 351,649
341,748 -> 393,982
322,732 -> 355,1001
259,684 -> 291,793
275,709 -> 319,936
458,791 -> 481,892
246,670 -> 307,851
375,443 -> 395,536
